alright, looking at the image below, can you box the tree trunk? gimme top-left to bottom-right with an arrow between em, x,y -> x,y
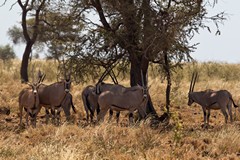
20,43 -> 32,83
129,55 -> 157,116
163,51 -> 171,114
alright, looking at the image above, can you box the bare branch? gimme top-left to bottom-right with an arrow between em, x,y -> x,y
91,0 -> 112,31
0,0 -> 7,7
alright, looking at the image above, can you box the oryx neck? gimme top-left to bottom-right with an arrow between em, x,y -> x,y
191,91 -> 206,106
33,92 -> 38,109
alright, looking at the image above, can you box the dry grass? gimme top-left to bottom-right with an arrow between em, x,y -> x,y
1,60 -> 240,160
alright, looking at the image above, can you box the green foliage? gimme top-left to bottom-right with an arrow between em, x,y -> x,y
0,44 -> 16,61
171,112 -> 183,145
7,25 -> 25,45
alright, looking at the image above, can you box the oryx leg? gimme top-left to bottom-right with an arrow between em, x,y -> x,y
108,109 -> 113,122
62,102 -> 70,122
90,108 -> 94,122
108,110 -> 120,123
32,117 -> 37,128
86,110 -> 90,122
220,106 -> 228,123
129,112 -> 134,125
85,106 -> 94,123
227,102 -> 233,122
45,109 -> 50,124
202,107 -> 207,128
25,110 -> 29,126
116,111 -> 120,124
96,105 -> 100,115
19,105 -> 23,126
97,108 -> 108,122
206,109 -> 211,126
56,107 -> 62,125
138,107 -> 147,119
29,113 -> 36,128
51,108 -> 56,124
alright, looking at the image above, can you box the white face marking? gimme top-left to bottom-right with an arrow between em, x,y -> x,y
65,89 -> 70,92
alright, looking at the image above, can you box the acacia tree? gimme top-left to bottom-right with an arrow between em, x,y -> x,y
63,0 -> 225,117
17,0 -> 46,82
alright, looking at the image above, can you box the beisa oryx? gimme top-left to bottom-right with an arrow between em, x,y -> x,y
97,71 -> 149,124
82,85 -> 98,122
188,72 -> 238,128
82,66 -> 121,123
19,82 -> 41,128
38,72 -> 76,125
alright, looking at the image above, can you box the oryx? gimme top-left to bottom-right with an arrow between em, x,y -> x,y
82,85 -> 98,122
19,82 -> 41,128
37,71 -> 76,124
82,64 -> 121,123
82,82 -> 124,123
97,71 -> 148,124
188,72 -> 238,128
38,74 -> 75,125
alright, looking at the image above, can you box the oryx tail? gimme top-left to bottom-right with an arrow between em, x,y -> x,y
230,97 -> 238,108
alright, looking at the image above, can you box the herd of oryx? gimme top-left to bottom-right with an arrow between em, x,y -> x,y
18,68 -> 239,128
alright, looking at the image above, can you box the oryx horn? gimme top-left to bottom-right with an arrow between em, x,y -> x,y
97,60 -> 119,84
141,70 -> 145,87
109,70 -> 118,84
189,72 -> 198,93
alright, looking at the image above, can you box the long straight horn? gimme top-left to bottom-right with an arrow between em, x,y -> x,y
109,71 -> 118,84
146,70 -> 148,87
109,72 -> 116,84
189,72 -> 195,93
141,70 -> 145,87
191,72 -> 198,92
32,63 -> 35,83
97,61 -> 118,83
111,70 -> 118,84
63,59 -> 67,80
98,67 -> 112,84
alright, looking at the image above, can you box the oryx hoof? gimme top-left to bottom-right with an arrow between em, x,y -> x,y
201,124 -> 209,129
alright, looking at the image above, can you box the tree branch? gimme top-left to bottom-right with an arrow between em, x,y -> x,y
18,0 -> 31,42
91,0 -> 112,31
0,0 -> 7,7
32,0 -> 46,42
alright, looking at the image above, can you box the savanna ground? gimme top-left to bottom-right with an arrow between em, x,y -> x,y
1,60 -> 240,160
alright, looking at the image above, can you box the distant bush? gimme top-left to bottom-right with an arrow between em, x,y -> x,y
0,44 -> 16,61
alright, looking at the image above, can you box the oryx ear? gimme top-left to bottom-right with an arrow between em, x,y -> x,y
27,82 -> 34,89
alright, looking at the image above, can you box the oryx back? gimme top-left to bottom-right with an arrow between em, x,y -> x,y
38,82 -> 66,107
97,85 -> 148,123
